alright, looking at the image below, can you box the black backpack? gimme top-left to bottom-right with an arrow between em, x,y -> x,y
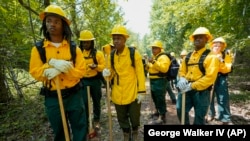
153,52 -> 180,80
35,40 -> 77,64
110,47 -> 135,85
185,49 -> 210,75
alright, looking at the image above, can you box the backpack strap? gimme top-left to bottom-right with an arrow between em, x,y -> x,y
35,40 -> 46,64
185,49 -> 210,76
128,47 -> 135,67
35,40 -> 76,65
70,41 -> 77,65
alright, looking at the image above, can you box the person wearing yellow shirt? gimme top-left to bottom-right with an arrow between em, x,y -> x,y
207,37 -> 233,125
29,5 -> 87,140
102,25 -> 146,141
147,40 -> 171,124
176,27 -> 219,125
79,30 -> 105,129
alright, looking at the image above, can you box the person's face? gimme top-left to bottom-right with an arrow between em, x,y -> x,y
193,34 -> 208,50
112,34 -> 126,51
152,47 -> 161,56
45,15 -> 63,36
82,41 -> 92,50
212,42 -> 223,54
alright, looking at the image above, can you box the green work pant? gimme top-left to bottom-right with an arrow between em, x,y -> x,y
150,78 -> 167,115
81,77 -> 102,122
176,89 -> 210,125
209,74 -> 231,122
44,88 -> 87,141
114,100 -> 141,132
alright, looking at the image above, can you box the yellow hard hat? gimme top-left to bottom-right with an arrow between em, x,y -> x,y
210,37 -> 227,51
189,27 -> 213,42
180,50 -> 188,56
78,30 -> 95,41
150,40 -> 163,49
130,43 -> 137,49
39,5 -> 71,25
170,52 -> 175,57
110,25 -> 129,38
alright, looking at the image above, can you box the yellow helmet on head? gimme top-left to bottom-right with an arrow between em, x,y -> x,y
78,30 -> 95,41
210,37 -> 227,51
189,27 -> 213,42
150,40 -> 163,49
110,25 -> 129,38
170,52 -> 175,57
39,5 -> 71,25
130,43 -> 137,49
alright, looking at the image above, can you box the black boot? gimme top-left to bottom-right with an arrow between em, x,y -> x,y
160,114 -> 166,124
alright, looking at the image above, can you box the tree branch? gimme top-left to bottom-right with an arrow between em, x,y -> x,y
18,0 -> 39,16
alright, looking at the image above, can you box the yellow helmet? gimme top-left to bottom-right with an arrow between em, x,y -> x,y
210,37 -> 227,51
130,43 -> 137,49
110,25 -> 129,38
78,30 -> 95,41
170,52 -> 175,57
39,5 -> 71,25
180,50 -> 188,56
150,40 -> 163,49
189,27 -> 213,42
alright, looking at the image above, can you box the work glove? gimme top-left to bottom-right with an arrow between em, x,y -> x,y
137,94 -> 145,104
176,77 -> 188,90
43,68 -> 61,80
102,68 -> 111,77
179,83 -> 192,93
49,58 -> 73,73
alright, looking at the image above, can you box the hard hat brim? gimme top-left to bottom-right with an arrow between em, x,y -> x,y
39,12 -> 71,25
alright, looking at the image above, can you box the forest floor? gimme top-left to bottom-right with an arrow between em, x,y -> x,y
93,78 -> 250,141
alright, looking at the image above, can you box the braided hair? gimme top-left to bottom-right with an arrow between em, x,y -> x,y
40,15 -> 72,43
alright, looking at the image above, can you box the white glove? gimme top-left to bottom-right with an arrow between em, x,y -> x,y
43,68 -> 61,80
102,68 -> 111,77
137,94 -> 145,104
176,77 -> 188,90
49,58 -> 73,73
179,83 -> 192,93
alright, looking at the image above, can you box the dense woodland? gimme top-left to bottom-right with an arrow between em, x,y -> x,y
0,0 -> 250,140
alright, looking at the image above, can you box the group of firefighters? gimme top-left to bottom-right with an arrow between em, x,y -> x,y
29,5 -> 234,141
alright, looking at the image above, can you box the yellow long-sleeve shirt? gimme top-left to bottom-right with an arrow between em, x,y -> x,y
107,46 -> 146,105
82,49 -> 105,78
179,47 -> 219,91
147,52 -> 171,79
218,50 -> 233,74
29,39 -> 86,91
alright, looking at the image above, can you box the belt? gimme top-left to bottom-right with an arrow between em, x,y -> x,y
40,82 -> 82,98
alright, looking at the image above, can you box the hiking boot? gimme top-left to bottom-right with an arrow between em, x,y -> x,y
160,114 -> 166,124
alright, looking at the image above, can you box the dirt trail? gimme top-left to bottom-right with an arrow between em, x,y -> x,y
92,78 -> 250,141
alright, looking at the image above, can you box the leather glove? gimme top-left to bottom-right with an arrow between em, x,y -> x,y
179,83 -> 192,93
176,77 -> 188,90
49,58 -> 73,73
43,68 -> 61,80
137,94 -> 145,104
102,68 -> 111,77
